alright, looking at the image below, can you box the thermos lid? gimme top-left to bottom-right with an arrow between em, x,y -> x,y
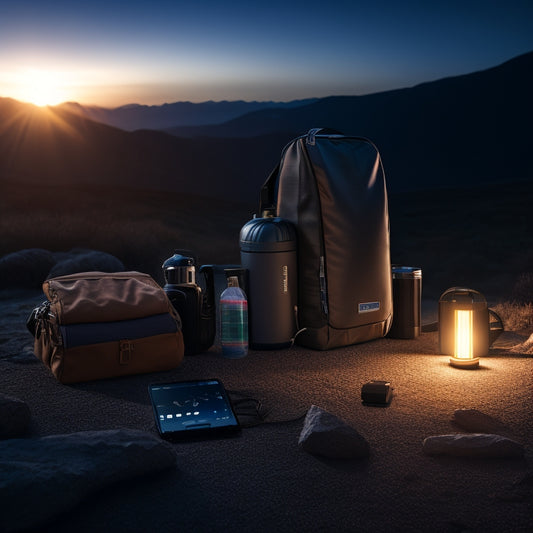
240,217 -> 297,253
392,265 -> 422,279
162,251 -> 196,285
162,252 -> 195,269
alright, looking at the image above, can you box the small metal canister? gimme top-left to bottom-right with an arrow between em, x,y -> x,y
388,266 -> 422,339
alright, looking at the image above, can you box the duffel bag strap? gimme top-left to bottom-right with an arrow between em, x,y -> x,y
26,301 -> 51,337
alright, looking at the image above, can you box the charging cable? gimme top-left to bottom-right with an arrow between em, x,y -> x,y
228,390 -> 307,428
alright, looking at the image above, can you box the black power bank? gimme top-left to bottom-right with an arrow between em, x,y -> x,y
361,380 -> 393,406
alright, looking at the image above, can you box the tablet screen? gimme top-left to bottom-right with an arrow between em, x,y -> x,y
149,379 -> 240,439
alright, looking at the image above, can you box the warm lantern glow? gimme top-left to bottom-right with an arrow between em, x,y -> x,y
454,309 -> 473,359
439,287 -> 485,369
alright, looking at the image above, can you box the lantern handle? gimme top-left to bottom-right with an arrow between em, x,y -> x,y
488,309 -> 504,346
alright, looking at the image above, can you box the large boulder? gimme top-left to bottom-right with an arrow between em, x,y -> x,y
48,249 -> 124,277
0,393 -> 31,439
0,429 -> 177,532
0,248 -> 55,289
0,248 -> 125,290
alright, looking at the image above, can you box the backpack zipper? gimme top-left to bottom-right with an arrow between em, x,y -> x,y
319,255 -> 329,316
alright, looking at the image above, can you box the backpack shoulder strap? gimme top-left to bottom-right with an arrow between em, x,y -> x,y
259,163 -> 280,216
259,128 -> 342,214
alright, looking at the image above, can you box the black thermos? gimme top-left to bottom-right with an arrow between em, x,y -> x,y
388,266 -> 422,339
240,216 -> 297,349
162,251 -> 215,355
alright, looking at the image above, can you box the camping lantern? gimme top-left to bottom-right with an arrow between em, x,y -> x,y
438,287 -> 489,369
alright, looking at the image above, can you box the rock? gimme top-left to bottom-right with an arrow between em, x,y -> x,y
511,332 -> 533,354
0,249 -> 56,289
0,290 -> 44,364
452,408 -> 513,437
0,393 -> 31,439
298,405 -> 369,459
0,248 -> 125,289
48,249 -> 124,278
0,429 -> 177,532
422,433 -> 524,458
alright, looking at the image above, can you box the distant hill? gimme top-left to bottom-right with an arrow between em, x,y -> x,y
58,99 -> 318,131
0,98 -> 289,204
168,51 -> 533,191
1,52 -> 532,204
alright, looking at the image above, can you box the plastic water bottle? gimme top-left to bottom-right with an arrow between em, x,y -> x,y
220,276 -> 248,358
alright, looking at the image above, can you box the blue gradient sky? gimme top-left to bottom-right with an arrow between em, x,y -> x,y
1,0 -> 532,107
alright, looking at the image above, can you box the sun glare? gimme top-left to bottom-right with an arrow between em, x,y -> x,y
15,69 -> 70,107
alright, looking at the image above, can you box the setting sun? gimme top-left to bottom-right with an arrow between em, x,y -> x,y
14,69 -> 70,107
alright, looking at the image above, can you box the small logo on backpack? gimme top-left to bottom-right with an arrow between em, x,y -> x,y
359,301 -> 380,313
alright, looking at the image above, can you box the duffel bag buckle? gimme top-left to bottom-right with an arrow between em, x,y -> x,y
119,340 -> 134,365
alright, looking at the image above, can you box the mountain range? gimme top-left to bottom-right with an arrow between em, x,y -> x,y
1,51 -> 532,204
58,99 -> 318,131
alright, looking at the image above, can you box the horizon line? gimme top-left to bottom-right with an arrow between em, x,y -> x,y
1,48 -> 531,110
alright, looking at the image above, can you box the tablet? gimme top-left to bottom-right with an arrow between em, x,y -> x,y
149,379 -> 241,440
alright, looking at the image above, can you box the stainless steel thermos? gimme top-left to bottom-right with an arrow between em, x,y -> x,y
240,216 -> 297,349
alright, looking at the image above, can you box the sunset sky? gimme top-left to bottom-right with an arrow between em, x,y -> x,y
1,0 -> 532,108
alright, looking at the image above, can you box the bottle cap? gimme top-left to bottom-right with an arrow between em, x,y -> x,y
227,276 -> 239,288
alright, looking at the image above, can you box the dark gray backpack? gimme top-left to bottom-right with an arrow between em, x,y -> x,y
260,128 -> 392,350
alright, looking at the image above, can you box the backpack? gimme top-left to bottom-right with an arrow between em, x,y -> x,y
260,128 -> 392,350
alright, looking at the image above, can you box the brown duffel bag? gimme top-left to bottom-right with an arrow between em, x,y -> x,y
27,271 -> 184,383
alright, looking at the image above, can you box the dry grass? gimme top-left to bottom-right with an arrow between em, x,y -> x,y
1,179 -> 532,300
389,181 -> 533,301
491,301 -> 533,332
0,181 -> 254,284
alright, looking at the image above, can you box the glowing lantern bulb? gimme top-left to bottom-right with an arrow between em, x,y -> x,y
454,309 -> 473,359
